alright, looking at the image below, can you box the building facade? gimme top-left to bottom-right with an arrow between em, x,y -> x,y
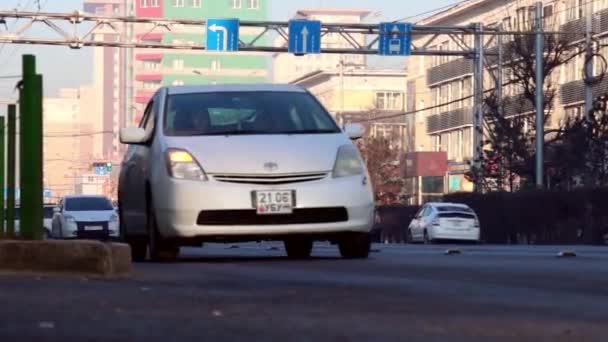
408,0 -> 608,194
273,9 -> 371,83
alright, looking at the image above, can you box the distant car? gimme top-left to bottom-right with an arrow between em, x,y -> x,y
52,195 -> 119,240
407,202 -> 480,243
11,205 -> 54,239
118,84 -> 375,261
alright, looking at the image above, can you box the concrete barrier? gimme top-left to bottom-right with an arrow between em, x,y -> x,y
0,240 -> 132,277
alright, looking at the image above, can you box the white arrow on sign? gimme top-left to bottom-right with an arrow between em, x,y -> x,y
391,25 -> 400,39
300,26 -> 309,53
209,24 -> 228,50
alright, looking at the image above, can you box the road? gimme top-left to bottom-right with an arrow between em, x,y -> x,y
1,243 -> 607,341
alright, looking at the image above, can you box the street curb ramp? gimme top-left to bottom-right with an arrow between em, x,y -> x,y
0,240 -> 131,278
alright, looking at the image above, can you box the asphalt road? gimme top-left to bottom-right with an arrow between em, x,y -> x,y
1,243 -> 607,341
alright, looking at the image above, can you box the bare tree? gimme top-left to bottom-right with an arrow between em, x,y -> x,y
479,32 -> 581,191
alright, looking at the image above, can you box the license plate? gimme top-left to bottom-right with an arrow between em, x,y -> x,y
254,190 -> 294,215
85,225 -> 103,231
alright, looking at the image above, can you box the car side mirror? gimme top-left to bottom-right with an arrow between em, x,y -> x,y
344,123 -> 364,140
120,127 -> 147,144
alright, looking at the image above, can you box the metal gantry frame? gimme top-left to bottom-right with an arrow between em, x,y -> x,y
0,10 -> 501,192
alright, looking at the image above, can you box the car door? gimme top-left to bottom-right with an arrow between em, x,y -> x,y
410,206 -> 426,240
419,206 -> 435,234
120,96 -> 159,236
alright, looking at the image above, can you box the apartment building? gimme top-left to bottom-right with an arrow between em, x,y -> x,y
408,0 -> 608,193
273,9 -> 371,83
83,0 -> 270,159
134,0 -> 269,120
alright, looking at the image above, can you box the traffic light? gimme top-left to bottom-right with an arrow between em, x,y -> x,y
92,162 -> 113,175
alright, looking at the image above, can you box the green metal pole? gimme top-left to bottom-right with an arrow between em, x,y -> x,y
20,55 -> 43,240
0,116 -> 5,237
6,104 -> 16,238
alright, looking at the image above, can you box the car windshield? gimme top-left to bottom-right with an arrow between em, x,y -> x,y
164,91 -> 341,136
65,197 -> 113,211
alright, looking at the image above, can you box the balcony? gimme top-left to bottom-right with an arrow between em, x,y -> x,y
135,53 -> 163,61
427,58 -> 473,86
135,74 -> 162,82
135,90 -> 155,104
426,107 -> 473,134
560,9 -> 607,37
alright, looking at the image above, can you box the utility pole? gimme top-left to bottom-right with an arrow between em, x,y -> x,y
19,55 -> 44,239
6,104 -> 16,237
0,116 -> 4,235
472,23 -> 484,193
584,0 -> 594,120
339,55 -> 345,125
496,24 -> 504,191
534,2 -> 544,189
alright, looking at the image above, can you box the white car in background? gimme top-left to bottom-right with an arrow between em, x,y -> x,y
52,195 -> 119,240
118,84 -> 375,261
11,205 -> 55,239
407,202 -> 480,243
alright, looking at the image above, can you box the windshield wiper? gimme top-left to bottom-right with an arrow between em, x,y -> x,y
275,129 -> 340,134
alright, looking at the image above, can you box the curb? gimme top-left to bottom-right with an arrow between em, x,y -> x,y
0,240 -> 132,278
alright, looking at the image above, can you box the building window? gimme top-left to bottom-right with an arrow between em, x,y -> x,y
192,0 -> 202,7
140,0 -> 148,8
248,0 -> 260,9
151,0 -> 159,7
462,127 -> 472,159
211,60 -> 221,71
172,0 -> 185,8
172,59 -> 184,70
231,0 -> 242,9
172,80 -> 185,86
375,92 -> 403,110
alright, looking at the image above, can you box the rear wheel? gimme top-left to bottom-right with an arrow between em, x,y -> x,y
147,207 -> 179,262
339,233 -> 371,259
284,239 -> 313,259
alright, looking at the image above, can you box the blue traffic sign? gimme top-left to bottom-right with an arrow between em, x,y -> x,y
288,20 -> 321,55
378,22 -> 412,56
206,18 -> 239,52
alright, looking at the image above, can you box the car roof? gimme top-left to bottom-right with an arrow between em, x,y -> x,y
63,195 -> 108,200
166,83 -> 307,95
426,202 -> 470,208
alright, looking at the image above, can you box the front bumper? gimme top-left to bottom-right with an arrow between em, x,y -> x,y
152,175 -> 375,239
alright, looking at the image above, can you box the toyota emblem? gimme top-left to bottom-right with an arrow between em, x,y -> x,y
263,162 -> 278,172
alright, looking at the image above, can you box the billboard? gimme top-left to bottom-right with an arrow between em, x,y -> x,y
403,152 -> 448,178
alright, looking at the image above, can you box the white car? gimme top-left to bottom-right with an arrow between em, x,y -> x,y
118,84 -> 375,261
407,202 -> 480,243
51,195 -> 119,240
12,205 -> 55,239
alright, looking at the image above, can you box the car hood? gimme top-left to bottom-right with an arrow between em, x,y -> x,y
164,134 -> 351,174
66,210 -> 116,222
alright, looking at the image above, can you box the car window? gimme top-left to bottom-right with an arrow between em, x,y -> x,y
422,207 -> 433,218
65,197 -> 113,211
164,91 -> 340,136
43,207 -> 54,219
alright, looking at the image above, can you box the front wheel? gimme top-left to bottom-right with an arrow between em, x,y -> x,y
284,239 -> 313,259
147,208 -> 179,262
339,233 -> 371,259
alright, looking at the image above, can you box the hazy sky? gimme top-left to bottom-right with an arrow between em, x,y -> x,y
0,0 -> 458,100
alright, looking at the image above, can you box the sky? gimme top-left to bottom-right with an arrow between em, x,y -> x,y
0,0 -> 459,100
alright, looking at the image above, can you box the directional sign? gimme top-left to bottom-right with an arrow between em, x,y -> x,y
288,20 -> 321,55
378,22 -> 412,56
206,18 -> 239,52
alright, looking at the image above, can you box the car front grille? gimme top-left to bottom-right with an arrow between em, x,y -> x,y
197,207 -> 348,226
76,221 -> 110,239
212,172 -> 328,185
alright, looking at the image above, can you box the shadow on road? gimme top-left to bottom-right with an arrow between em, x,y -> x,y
138,255 -> 344,264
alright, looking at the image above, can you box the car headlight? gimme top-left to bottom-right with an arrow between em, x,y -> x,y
332,145 -> 364,178
65,215 -> 77,225
166,149 -> 207,181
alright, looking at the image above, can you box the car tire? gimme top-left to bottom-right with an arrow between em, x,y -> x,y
339,233 -> 371,259
284,239 -> 313,259
43,229 -> 51,240
147,207 -> 179,262
407,229 -> 414,244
